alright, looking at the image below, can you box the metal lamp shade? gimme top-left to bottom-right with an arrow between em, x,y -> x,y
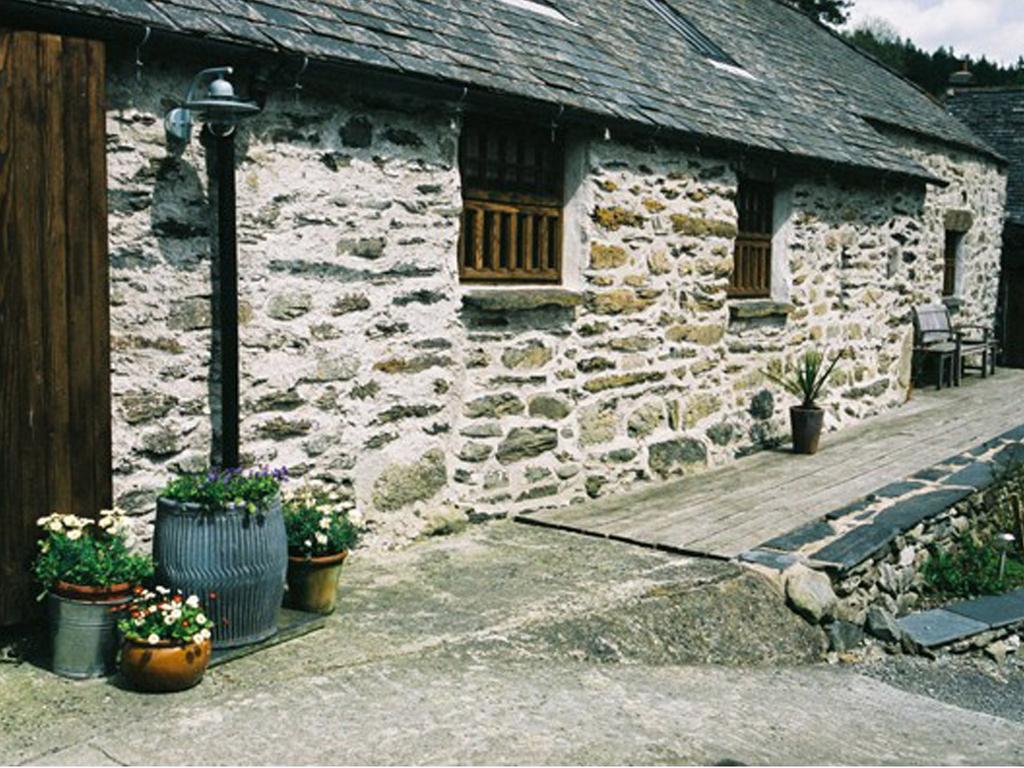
182,97 -> 260,125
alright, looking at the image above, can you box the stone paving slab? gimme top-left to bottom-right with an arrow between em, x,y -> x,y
898,609 -> 990,648
947,590 -> 1024,629
941,461 -> 996,490
761,520 -> 835,552
809,522 -> 898,569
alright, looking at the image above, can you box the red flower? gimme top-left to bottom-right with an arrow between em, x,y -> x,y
208,592 -> 218,600
182,620 -> 190,628
172,594 -> 183,603
133,586 -> 144,595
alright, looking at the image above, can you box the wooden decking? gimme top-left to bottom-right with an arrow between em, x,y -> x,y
518,370 -> 1024,559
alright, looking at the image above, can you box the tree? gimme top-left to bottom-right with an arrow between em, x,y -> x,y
843,21 -> 1024,97
790,0 -> 853,25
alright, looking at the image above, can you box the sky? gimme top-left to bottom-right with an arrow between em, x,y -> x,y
843,0 -> 1023,65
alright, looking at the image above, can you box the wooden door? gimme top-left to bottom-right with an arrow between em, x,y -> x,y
1000,225 -> 1024,369
0,29 -> 110,626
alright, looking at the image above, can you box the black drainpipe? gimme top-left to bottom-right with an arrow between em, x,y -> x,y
208,127 -> 240,469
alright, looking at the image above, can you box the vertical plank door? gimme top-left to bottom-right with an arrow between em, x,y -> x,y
0,29 -> 109,626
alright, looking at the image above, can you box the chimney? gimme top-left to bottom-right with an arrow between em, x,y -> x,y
948,61 -> 975,90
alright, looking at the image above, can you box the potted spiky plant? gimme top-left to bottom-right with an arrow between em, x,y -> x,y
764,348 -> 845,455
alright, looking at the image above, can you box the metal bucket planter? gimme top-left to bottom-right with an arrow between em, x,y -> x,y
48,592 -> 130,678
154,495 -> 287,648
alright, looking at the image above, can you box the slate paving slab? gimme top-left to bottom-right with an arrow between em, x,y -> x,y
761,520 -> 835,552
1001,425 -> 1024,442
871,487 -> 974,531
942,462 -> 996,491
825,497 -> 875,521
873,480 -> 925,499
898,609 -> 990,648
912,467 -> 949,482
739,549 -> 799,571
809,523 -> 898,569
946,590 -> 1024,629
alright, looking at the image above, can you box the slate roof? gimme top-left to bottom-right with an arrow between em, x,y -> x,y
948,87 -> 1024,224
4,0 -> 1000,180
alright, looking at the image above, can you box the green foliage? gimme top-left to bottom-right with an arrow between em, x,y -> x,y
763,348 -> 845,408
845,24 -> 1024,97
33,512 -> 153,593
790,0 -> 852,24
116,587 -> 213,646
284,488 -> 360,558
922,535 -> 1024,599
162,466 -> 286,513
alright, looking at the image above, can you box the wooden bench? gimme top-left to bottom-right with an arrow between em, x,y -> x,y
913,304 -> 997,389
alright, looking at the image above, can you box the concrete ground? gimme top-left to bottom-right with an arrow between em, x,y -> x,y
4,521 -> 1024,765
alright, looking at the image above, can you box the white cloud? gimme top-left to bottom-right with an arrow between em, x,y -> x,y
844,0 -> 1024,65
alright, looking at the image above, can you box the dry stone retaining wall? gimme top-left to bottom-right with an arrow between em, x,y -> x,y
104,54 -> 1008,548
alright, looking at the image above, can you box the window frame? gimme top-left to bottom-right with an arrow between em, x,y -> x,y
728,177 -> 775,299
457,116 -> 566,284
942,229 -> 963,298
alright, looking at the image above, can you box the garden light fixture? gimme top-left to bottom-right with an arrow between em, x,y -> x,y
164,66 -> 260,143
997,532 -> 1016,581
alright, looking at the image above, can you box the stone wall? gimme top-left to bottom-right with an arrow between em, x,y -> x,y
824,442 -> 1024,655
104,53 -> 1007,547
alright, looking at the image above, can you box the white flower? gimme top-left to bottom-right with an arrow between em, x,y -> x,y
348,508 -> 364,527
318,517 -> 331,530
97,515 -> 113,529
61,514 -> 78,527
66,529 -> 82,541
303,539 -> 312,548
315,532 -> 328,546
163,614 -> 176,625
155,586 -> 170,595
133,617 -> 145,627
186,595 -> 200,608
47,521 -> 64,534
147,633 -> 160,645
195,613 -> 207,625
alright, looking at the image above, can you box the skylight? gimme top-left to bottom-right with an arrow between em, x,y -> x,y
642,0 -> 736,66
495,0 -> 571,24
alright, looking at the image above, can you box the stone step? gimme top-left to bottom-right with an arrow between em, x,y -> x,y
897,589 -> 1024,648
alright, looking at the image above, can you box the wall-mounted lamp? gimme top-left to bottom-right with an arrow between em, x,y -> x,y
164,66 -> 260,143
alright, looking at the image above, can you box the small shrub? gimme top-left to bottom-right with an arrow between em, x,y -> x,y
116,586 -> 213,646
283,487 -> 361,558
33,510 -> 154,594
922,534 -> 1024,599
162,466 -> 287,513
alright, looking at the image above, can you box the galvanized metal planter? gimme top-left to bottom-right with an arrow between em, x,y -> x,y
154,494 -> 287,648
48,592 -> 129,679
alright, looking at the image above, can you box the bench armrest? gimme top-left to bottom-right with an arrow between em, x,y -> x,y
954,324 -> 993,341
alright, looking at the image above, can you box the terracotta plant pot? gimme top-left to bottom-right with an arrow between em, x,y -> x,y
119,637 -> 212,693
53,581 -> 132,603
286,550 -> 348,615
790,405 -> 824,455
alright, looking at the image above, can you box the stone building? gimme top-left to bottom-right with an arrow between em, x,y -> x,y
947,81 -> 1024,368
1,0 -> 1009,550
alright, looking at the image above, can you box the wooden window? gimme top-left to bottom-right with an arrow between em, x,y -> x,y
943,230 -> 961,297
728,178 -> 774,298
458,117 -> 564,283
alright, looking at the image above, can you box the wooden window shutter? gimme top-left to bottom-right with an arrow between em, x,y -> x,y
728,178 -> 774,298
458,117 -> 564,283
